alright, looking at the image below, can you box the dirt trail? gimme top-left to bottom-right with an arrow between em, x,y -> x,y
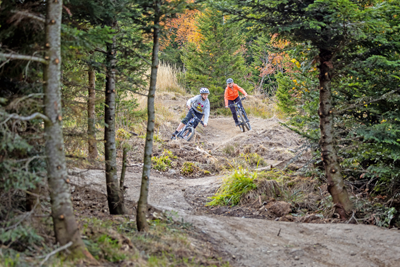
69,117 -> 400,267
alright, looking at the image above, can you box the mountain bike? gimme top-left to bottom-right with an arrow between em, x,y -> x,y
171,109 -> 204,141
228,97 -> 251,132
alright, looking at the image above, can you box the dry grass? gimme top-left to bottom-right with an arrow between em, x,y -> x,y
156,62 -> 186,95
155,101 -> 175,124
244,95 -> 286,120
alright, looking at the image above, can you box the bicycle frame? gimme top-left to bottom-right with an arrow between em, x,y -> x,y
227,97 -> 246,116
176,109 -> 204,139
227,97 -> 251,132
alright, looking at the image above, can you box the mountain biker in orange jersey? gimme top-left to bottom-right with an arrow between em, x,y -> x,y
224,78 -> 249,126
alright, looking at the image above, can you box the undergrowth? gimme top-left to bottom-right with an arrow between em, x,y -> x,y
80,215 -> 230,266
207,167 -> 333,216
207,167 -> 258,206
181,162 -> 198,175
1,214 -> 230,266
152,149 -> 177,171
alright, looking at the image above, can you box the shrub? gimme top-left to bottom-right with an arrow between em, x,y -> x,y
222,144 -> 236,156
207,167 -> 257,206
152,150 -> 176,171
181,162 -> 197,175
240,153 -> 266,167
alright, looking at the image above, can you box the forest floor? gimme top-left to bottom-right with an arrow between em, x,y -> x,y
68,95 -> 400,267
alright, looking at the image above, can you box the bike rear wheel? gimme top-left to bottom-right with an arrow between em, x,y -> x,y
181,127 -> 195,141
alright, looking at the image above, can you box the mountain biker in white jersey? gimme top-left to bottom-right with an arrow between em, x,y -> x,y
171,88 -> 210,139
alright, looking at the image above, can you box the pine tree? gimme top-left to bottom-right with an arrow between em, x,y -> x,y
182,9 -> 250,108
133,0 -> 196,232
65,0 -> 150,215
214,0 -> 400,218
213,0 -> 371,218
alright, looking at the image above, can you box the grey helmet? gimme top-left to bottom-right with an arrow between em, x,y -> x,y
226,78 -> 233,84
200,87 -> 210,94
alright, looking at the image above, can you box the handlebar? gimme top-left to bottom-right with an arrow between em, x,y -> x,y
227,97 -> 246,108
189,108 -> 204,126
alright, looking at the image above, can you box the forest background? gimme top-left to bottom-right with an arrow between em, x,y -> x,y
0,0 -> 400,265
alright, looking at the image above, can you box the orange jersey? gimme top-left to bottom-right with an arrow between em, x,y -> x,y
224,84 -> 247,107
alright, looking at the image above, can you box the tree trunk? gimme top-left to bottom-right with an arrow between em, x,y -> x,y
318,49 -> 353,219
137,7 -> 160,232
105,34 -> 125,214
120,146 -> 128,190
87,67 -> 97,160
43,0 -> 88,256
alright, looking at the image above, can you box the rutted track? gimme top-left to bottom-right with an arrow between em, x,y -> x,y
69,117 -> 400,267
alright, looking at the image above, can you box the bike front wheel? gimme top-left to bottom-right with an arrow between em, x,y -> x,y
244,120 -> 251,131
237,111 -> 246,132
181,127 -> 195,141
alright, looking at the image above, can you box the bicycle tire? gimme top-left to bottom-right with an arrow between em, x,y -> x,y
181,127 -> 195,141
237,110 -> 246,132
244,120 -> 251,131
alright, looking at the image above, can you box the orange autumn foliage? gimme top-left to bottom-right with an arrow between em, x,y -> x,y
258,34 -> 292,77
160,1 -> 202,50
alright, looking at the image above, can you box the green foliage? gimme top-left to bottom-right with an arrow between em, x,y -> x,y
152,150 -> 176,171
256,169 -> 292,184
0,225 -> 44,249
240,153 -> 266,167
222,144 -> 236,156
97,234 -> 126,262
79,216 -> 230,266
354,199 -> 398,227
182,9 -> 251,108
1,250 -> 21,267
207,167 -> 257,206
0,100 -> 46,192
375,207 -> 397,228
180,162 -> 197,175
214,0 -> 400,199
275,73 -> 298,115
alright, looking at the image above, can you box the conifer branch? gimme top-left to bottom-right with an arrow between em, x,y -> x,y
94,48 -> 107,54
0,53 -> 48,64
130,50 -> 152,66
335,88 -> 400,115
125,88 -> 149,97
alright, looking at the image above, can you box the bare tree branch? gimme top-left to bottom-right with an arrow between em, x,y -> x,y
334,88 -> 400,115
130,50 -> 152,66
1,111 -> 50,124
125,88 -> 148,97
38,241 -> 73,266
7,93 -> 44,110
4,200 -> 39,231
0,58 -> 11,68
11,10 -> 46,23
94,48 -> 107,54
0,53 -> 48,64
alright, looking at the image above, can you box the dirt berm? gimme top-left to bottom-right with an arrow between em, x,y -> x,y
68,117 -> 400,267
